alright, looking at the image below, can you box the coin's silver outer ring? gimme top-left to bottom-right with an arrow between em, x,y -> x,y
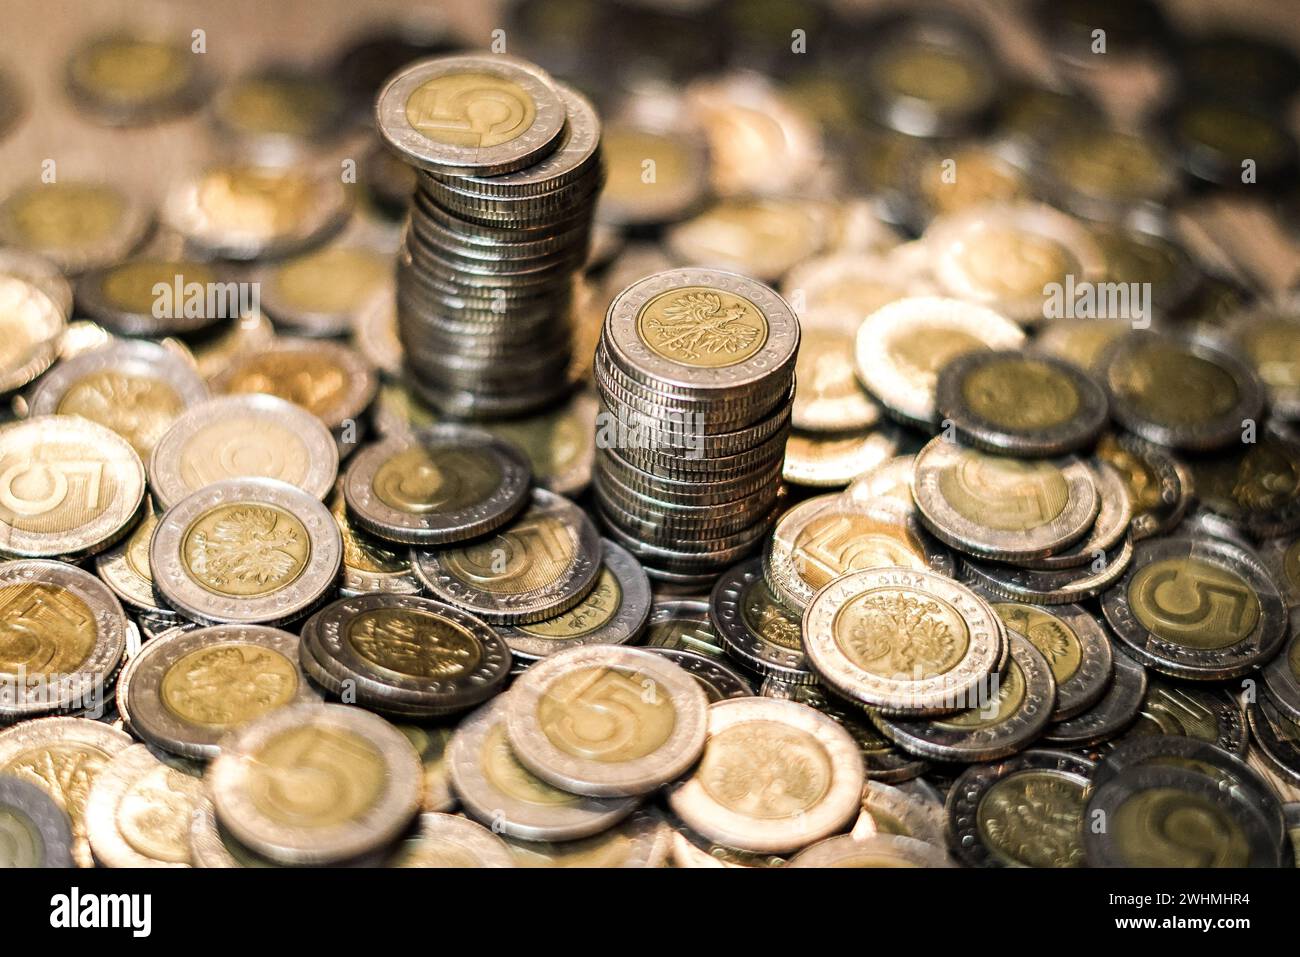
0,180 -> 153,274
94,505 -> 175,613
1247,696 -> 1300,788
0,275 -> 64,394
124,624 -> 318,759
0,559 -> 127,720
1040,649 -> 1147,748
862,778 -> 948,848
342,425 -> 531,545
959,535 -> 1134,605
208,702 -> 423,865
870,631 -> 1058,762
83,743 -> 202,868
912,438 -> 1100,561
505,645 -> 709,797
945,748 -> 1095,868
709,557 -> 813,682
149,478 -> 342,626
496,539 -> 651,660
853,296 -> 1025,425
148,393 -> 339,509
0,415 -> 145,559
643,647 -> 755,700
375,54 -> 566,176
1263,627 -> 1300,722
1016,461 -> 1132,570
28,338 -> 210,423
1101,535 -> 1288,680
603,267 -> 800,394
448,699 -> 638,842
667,697 -> 865,854
0,775 -> 75,867
74,258 -> 230,337
989,599 -> 1113,721
786,832 -> 952,867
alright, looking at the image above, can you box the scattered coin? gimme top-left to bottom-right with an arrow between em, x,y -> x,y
1122,678 -> 1248,756
1264,627 -> 1300,723
782,425 -> 901,488
641,599 -> 727,659
390,812 -> 516,868
76,256 -> 240,338
504,809 -> 671,867
64,32 -> 208,125
709,558 -> 813,684
481,389 -> 598,498
858,779 -> 947,848
0,275 -> 66,396
1042,650 -> 1147,749
960,535 -> 1134,605
84,743 -> 203,867
643,647 -> 754,702
990,601 -> 1113,720
0,180 -> 151,274
0,774 -> 75,867
1248,693 -> 1300,787
257,243 -> 392,338
1185,429 -> 1300,538
329,490 -> 422,597
211,66 -> 348,159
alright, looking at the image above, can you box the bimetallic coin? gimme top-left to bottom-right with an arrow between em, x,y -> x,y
84,744 -> 202,867
786,833 -> 952,867
853,297 -> 1025,427
343,425 -> 531,545
782,426 -> 900,488
710,558 -> 813,684
935,351 -> 1108,456
1122,678 -> 1248,756
448,700 -> 638,842
94,501 -> 169,613
644,648 -> 754,702
75,256 -> 235,337
665,198 -> 827,283
668,697 -> 865,854
1187,430 -> 1300,538
150,478 -> 342,626
28,340 -> 209,460
149,394 -> 338,509
1101,536 -> 1286,681
504,809 -> 671,867
1100,331 -> 1265,451
210,66 -> 348,157
0,180 -> 151,274
329,491 -> 421,597
1016,461 -> 1132,570
803,566 -> 1004,716
1042,650 -> 1147,749
1264,626 -> 1300,723
413,489 -> 602,625
642,599 -> 726,659
869,631 -> 1057,762
505,645 -> 708,798
598,115 -> 709,227
0,415 -> 145,560
208,703 -> 422,865
0,275 -> 65,396
912,438 -> 1100,562
961,535 -> 1134,606
845,454 -> 917,510
0,775 -> 75,867
991,601 -> 1113,721
64,33 -> 208,126
496,539 -> 651,660
0,717 -> 132,867
257,244 -> 392,338
858,779 -> 947,849
1226,305 -> 1300,420
124,624 -> 319,759
946,750 -> 1095,868
391,812 -> 515,868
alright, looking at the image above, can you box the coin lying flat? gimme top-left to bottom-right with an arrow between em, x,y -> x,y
1015,461 -> 1132,570
0,180 -> 151,274
791,326 -> 882,432
390,812 -> 515,868
781,425 -> 900,488
64,32 -> 208,126
123,624 -> 319,759
1101,536 -> 1286,681
668,697 -> 865,854
208,703 -> 422,865
934,350 -> 1108,456
330,489 -> 421,597
28,340 -> 209,460
0,275 -> 65,396
0,559 -> 128,721
505,645 -> 708,797
912,438 -> 1099,562
1122,678 -> 1248,755
413,489 -> 602,625
803,566 -> 1004,716
84,744 -> 202,867
1187,430 -> 1300,539
853,296 -> 1025,427
0,415 -> 145,559
75,257 -> 236,337
709,558 -> 814,684
149,394 -> 338,509
641,599 -> 727,659
785,833 -> 952,867
257,244 -> 391,338
0,774 -> 75,867
449,699 -> 638,842
990,601 -> 1112,721
343,425 -> 531,545
946,749 -> 1094,868
150,478 -> 342,626
1042,650 -> 1147,748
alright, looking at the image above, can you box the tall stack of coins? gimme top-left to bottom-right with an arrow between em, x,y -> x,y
592,268 -> 798,587
377,54 -> 603,418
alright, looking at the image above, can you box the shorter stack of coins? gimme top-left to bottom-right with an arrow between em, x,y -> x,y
377,53 -> 603,418
592,267 -> 798,588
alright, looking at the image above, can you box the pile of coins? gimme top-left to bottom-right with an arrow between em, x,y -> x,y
378,54 -> 603,418
592,267 -> 798,587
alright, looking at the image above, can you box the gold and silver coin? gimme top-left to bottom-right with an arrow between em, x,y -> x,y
912,438 -> 1100,562
413,489 -> 602,625
256,243 -> 391,338
990,601 -> 1113,721
27,339 -> 209,460
0,180 -> 151,274
0,775 -> 75,867
148,393 -> 338,509
74,256 -> 235,337
0,415 -> 145,559
667,697 -> 865,854
645,647 -> 754,702
960,535 -> 1135,606
210,66 -> 348,159
1014,460 -> 1132,570
0,274 -> 66,396
0,559 -> 128,721
64,32 -> 208,126
207,702 -> 422,865
342,424 -> 531,545
1042,649 -> 1146,749
84,743 -> 203,867
505,644 -> 708,797
390,812 -> 516,868
330,490 -> 422,597
1122,677 -> 1248,756
149,477 -> 342,626
853,296 -> 1025,427
448,699 -> 638,842
122,624 -> 319,759
802,566 -> 1004,716
785,832 -> 952,867
709,558 -> 813,684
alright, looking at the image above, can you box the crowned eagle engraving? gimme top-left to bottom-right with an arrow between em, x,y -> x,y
644,293 -> 762,360
188,507 -> 302,587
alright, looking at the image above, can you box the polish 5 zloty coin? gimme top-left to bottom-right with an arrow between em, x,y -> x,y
989,601 -> 1113,721
0,180 -> 151,274
84,743 -> 203,868
641,599 -> 727,659
330,489 -> 422,597
75,257 -> 235,337
709,558 -> 814,684
1041,649 -> 1146,749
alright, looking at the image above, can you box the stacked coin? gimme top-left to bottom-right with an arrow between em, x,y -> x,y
592,267 -> 798,586
377,53 -> 603,418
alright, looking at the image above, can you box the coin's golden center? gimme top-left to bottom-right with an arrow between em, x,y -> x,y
482,721 -> 575,807
1111,344 -> 1239,426
345,608 -> 482,678
831,586 -> 971,680
273,247 -> 389,315
977,770 -> 1086,867
994,604 -> 1083,684
961,358 -> 1081,431
181,503 -> 310,598
4,184 -> 124,249
791,510 -> 929,590
0,743 -> 114,842
956,228 -> 1072,296
537,665 -> 677,763
1129,557 -> 1260,650
405,72 -> 536,148
923,149 -> 1023,214
178,416 -> 312,493
116,765 -> 199,864
1113,787 -> 1250,867
877,47 -> 979,106
331,495 -> 406,574
935,658 -> 1027,731
77,39 -> 189,99
740,576 -> 803,651
0,806 -> 42,867
56,371 -> 184,459
245,725 -> 386,828
222,352 -> 347,420
886,328 -> 986,387
936,451 -> 1070,532
441,508 -> 576,596
698,719 -> 832,820
636,286 -> 769,368
0,435 -> 124,535
100,259 -> 217,313
372,446 -> 502,515
518,565 -> 622,639
160,643 -> 300,727
0,582 -> 97,677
